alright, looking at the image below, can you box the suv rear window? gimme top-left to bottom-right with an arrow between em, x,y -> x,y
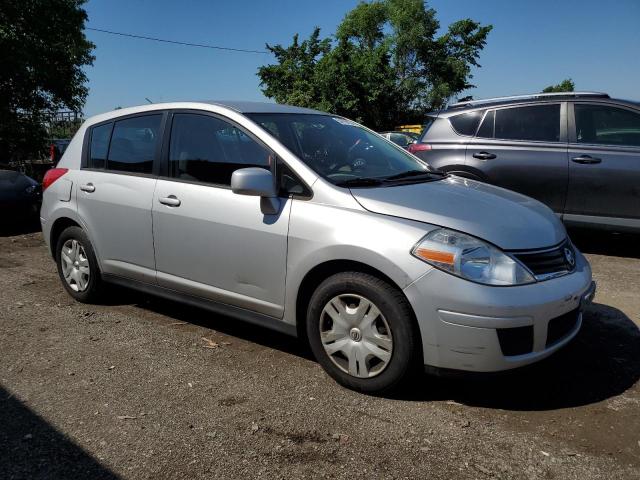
449,111 -> 485,136
494,104 -> 560,142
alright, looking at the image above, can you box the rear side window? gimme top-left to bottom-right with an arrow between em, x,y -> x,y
449,110 -> 485,136
494,104 -> 560,142
107,115 -> 162,174
169,113 -> 271,186
575,104 -> 640,147
88,123 -> 113,169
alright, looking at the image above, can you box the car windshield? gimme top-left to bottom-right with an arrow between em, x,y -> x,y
246,113 -> 438,187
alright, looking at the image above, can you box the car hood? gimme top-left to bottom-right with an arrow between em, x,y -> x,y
350,176 -> 566,250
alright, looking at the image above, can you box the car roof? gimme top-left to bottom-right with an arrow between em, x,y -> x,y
199,100 -> 327,115
432,92 -> 639,117
84,100 -> 330,127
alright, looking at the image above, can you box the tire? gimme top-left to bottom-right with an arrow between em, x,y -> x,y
55,226 -> 104,303
306,272 -> 420,393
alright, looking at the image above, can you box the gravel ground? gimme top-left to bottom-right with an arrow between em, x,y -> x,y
0,225 -> 638,479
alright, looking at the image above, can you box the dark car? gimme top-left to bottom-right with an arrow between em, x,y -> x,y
0,169 -> 42,219
50,138 -> 71,165
379,131 -> 419,149
411,92 -> 640,232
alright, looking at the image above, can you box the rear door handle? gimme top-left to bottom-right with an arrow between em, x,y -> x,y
472,151 -> 497,160
571,155 -> 602,164
159,195 -> 181,207
80,183 -> 95,193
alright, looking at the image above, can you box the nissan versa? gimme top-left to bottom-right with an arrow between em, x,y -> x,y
40,101 -> 596,393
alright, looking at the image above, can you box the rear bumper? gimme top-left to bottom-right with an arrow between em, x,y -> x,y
404,251 -> 594,372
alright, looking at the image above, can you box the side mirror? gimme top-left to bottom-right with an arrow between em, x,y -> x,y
231,167 -> 280,214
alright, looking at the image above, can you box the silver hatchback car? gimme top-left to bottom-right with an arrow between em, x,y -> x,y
41,101 -> 596,393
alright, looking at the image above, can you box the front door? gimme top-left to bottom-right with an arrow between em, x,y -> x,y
565,102 -> 640,227
151,112 -> 291,318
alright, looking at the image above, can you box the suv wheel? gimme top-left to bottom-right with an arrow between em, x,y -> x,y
306,272 -> 420,393
55,226 -> 103,303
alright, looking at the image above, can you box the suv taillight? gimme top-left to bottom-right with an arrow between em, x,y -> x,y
49,144 -> 56,162
42,168 -> 68,191
408,143 -> 432,154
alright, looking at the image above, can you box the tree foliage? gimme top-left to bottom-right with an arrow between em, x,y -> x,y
0,0 -> 94,160
542,78 -> 575,93
257,0 -> 492,129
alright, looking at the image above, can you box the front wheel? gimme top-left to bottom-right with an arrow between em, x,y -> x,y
306,272 -> 421,393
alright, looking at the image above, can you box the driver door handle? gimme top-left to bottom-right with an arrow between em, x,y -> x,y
80,183 -> 95,193
472,151 -> 497,160
159,195 -> 181,207
571,155 -> 602,164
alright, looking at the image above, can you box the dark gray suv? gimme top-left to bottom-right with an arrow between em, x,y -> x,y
410,92 -> 640,232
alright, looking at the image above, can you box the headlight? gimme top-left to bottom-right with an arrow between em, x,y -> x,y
25,184 -> 37,194
411,228 -> 535,286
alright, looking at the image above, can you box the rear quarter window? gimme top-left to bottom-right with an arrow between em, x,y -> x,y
88,123 -> 113,169
449,110 -> 485,136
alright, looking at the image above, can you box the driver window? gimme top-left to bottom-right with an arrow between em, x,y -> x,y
169,113 -> 272,186
575,104 -> 640,147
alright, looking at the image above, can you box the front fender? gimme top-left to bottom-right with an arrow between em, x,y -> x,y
282,200 -> 434,325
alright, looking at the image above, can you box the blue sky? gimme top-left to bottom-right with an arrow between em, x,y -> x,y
83,0 -> 640,116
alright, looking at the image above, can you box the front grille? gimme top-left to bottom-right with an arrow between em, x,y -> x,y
546,308 -> 580,347
496,326 -> 533,356
512,241 -> 575,279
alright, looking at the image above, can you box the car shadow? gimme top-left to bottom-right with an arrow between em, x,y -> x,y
125,291 -> 312,361
124,288 -> 639,410
0,385 -> 119,479
569,227 -> 640,259
0,216 -> 41,237
397,302 -> 640,410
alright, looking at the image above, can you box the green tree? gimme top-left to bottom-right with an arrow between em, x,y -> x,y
542,78 -> 575,93
0,0 -> 94,161
257,0 -> 492,129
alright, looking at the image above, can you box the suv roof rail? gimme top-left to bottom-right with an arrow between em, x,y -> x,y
449,91 -> 610,109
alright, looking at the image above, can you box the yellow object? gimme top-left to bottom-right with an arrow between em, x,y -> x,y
413,248 -> 455,266
395,124 -> 423,134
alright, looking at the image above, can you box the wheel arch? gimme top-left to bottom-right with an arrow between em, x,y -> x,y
49,217 -> 82,258
294,260 -> 422,361
440,165 -> 487,182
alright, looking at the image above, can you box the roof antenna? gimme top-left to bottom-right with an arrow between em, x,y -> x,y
144,97 -> 153,104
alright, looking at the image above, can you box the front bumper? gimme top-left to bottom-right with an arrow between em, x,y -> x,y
404,251 -> 594,372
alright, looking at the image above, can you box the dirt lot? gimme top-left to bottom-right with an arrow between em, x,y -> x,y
0,226 -> 638,479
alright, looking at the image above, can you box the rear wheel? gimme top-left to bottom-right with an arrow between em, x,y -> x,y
55,226 -> 103,303
306,272 -> 420,393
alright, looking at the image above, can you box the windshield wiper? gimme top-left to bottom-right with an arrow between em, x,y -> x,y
384,169 -> 446,181
335,177 -> 385,187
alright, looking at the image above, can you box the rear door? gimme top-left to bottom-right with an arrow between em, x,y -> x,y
465,103 -> 569,213
565,102 -> 640,228
76,112 -> 165,283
